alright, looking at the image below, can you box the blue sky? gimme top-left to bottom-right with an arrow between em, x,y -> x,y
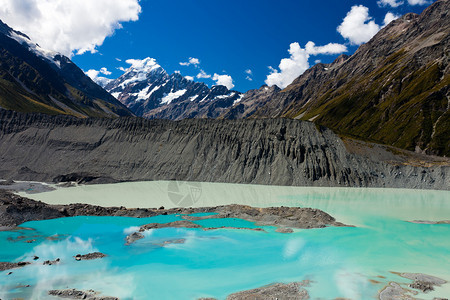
0,0 -> 431,92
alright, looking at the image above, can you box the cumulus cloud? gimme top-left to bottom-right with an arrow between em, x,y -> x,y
185,76 -> 194,81
85,67 -> 113,87
305,41 -> 348,55
196,69 -> 211,79
337,5 -> 380,45
213,74 -> 234,89
125,57 -> 160,71
383,12 -> 401,26
377,0 -> 404,7
245,69 -> 252,75
0,0 -> 141,56
265,43 -> 309,89
265,41 -> 347,89
180,57 -> 200,66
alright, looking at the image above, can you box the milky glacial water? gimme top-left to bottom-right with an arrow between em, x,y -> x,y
2,182 -> 449,299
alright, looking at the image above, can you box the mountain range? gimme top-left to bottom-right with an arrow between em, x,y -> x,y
104,58 -> 243,119
0,0 -> 448,157
252,0 -> 449,156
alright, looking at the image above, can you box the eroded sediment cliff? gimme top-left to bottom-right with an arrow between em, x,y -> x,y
0,109 -> 448,189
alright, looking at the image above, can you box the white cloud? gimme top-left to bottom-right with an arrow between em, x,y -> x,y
265,43 -> 309,89
125,57 -> 161,73
85,67 -> 113,87
99,67 -> 111,76
0,0 -> 141,56
117,67 -> 127,72
383,12 -> 400,26
337,5 -> 380,45
265,41 -> 347,89
305,41 -> 348,55
245,69 -> 253,81
377,0 -> 404,7
407,0 -> 429,5
196,69 -> 211,79
180,57 -> 200,66
115,58 -> 122,62
213,74 -> 234,89
185,76 -> 194,81
315,59 -> 321,64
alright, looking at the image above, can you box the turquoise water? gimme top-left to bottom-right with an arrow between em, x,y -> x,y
3,183 -> 450,299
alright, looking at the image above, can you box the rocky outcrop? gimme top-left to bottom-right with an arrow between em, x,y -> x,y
252,0 -> 449,156
48,289 -> 118,300
0,110 -> 448,189
74,252 -> 107,261
0,191 -> 347,230
140,220 -> 202,231
125,232 -> 144,245
379,272 -> 448,299
226,281 -> 310,300
0,261 -> 30,271
181,205 -> 348,229
220,85 -> 280,120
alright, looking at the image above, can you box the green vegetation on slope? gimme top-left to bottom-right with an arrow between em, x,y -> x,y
295,49 -> 449,156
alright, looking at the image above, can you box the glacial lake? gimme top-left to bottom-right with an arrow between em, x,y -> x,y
1,181 -> 449,299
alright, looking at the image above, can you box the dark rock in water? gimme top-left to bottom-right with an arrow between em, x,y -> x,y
0,261 -> 30,271
182,205 -> 348,229
275,227 -> 294,233
48,288 -> 118,299
125,232 -> 144,245
379,272 -> 448,299
202,226 -> 266,232
153,238 -> 186,247
139,220 -> 202,231
33,255 -> 39,260
43,258 -> 60,265
0,191 -> 351,232
74,252 -> 106,261
226,281 -> 310,300
409,220 -> 450,225
410,280 -> 434,292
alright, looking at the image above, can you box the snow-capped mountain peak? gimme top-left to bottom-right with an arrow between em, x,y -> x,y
105,58 -> 243,120
0,20 -> 62,68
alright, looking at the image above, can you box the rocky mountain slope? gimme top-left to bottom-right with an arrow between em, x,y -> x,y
0,109 -> 447,189
252,0 -> 449,157
0,20 -> 132,118
219,85 -> 280,119
105,58 -> 243,119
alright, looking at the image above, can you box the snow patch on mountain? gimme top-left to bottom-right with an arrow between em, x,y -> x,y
9,31 -> 60,68
161,89 -> 187,105
233,94 -> 245,105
